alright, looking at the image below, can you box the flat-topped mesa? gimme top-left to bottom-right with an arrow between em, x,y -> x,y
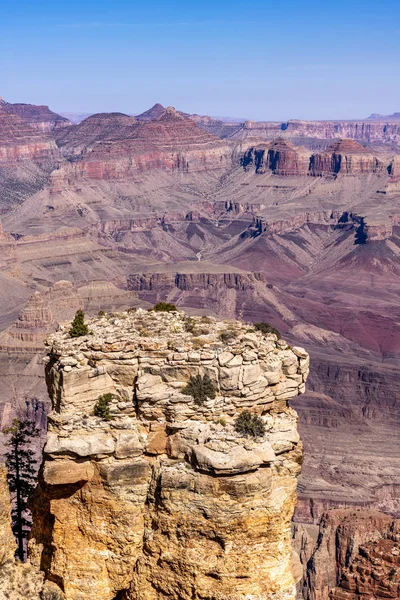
242,139 -> 311,176
309,139 -> 387,176
267,138 -> 310,176
1,101 -> 72,132
30,309 -> 309,600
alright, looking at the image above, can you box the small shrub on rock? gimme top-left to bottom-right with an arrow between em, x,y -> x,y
254,322 -> 281,339
153,302 -> 177,312
184,317 -> 196,333
182,374 -> 216,405
234,410 -> 265,438
69,309 -> 89,338
201,316 -> 214,324
219,330 -> 237,344
94,393 -> 114,420
192,337 -> 207,350
98,309 -> 106,317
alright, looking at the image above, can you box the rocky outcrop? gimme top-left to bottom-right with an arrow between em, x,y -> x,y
29,310 -> 309,600
242,140 -> 311,176
242,139 -> 390,177
294,509 -> 400,600
309,140 -> 387,176
331,531 -> 400,599
0,98 -> 72,132
0,107 -> 57,164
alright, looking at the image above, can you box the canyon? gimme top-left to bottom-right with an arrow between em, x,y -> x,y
0,96 -> 399,598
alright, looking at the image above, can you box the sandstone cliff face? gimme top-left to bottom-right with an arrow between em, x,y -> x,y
242,140 -> 311,176
242,139 -> 389,177
294,509 -> 400,600
30,310 -> 309,600
309,140 -> 387,176
331,529 -> 400,600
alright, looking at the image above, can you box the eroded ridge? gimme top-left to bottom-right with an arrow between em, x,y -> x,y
30,309 -> 309,600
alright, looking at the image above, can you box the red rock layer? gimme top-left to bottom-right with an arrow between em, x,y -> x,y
309,140 -> 387,175
331,531 -> 400,599
0,99 -> 71,132
0,105 -> 57,163
56,107 -> 233,178
242,139 -> 311,175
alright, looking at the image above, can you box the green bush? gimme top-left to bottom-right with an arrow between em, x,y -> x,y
182,374 -> 216,405
234,410 -> 265,438
153,302 -> 177,312
98,310 -> 105,317
94,393 -> 114,420
254,322 -> 281,339
184,317 -> 196,333
69,309 -> 89,338
219,330 -> 237,344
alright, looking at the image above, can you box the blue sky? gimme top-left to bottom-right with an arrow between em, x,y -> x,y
1,0 -> 399,120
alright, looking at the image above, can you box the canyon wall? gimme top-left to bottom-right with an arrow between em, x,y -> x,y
29,309 -> 309,600
293,509 -> 400,600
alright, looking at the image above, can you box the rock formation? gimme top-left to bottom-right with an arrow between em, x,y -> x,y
0,98 -> 72,132
293,508 -> 400,600
55,106 -> 233,178
29,309 -> 309,600
200,117 -> 400,148
242,140 -> 311,176
331,532 -> 400,599
309,140 -> 387,176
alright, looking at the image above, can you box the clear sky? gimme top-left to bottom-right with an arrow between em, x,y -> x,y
1,0 -> 399,120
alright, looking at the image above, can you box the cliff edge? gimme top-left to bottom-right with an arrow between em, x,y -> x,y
29,309 -> 309,600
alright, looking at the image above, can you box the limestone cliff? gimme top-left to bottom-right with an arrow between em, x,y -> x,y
29,309 -> 309,600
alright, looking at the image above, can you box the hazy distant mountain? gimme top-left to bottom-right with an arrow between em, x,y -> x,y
367,112 -> 400,120
59,111 -> 94,124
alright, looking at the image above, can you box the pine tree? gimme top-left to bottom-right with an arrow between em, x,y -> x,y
3,419 -> 40,560
69,309 -> 89,337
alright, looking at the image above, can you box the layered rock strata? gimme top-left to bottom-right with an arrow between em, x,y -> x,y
242,139 -> 389,177
55,107 -> 233,178
294,509 -> 400,600
309,140 -> 387,176
30,309 -> 309,600
0,99 -> 72,132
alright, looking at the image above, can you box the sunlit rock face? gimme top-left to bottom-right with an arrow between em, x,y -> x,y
29,309 -> 309,600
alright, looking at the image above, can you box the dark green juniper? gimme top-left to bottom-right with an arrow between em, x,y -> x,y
152,302 -> 177,312
3,419 -> 40,560
69,309 -> 89,338
182,374 -> 216,405
234,410 -> 266,439
94,393 -> 114,421
254,322 -> 281,339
